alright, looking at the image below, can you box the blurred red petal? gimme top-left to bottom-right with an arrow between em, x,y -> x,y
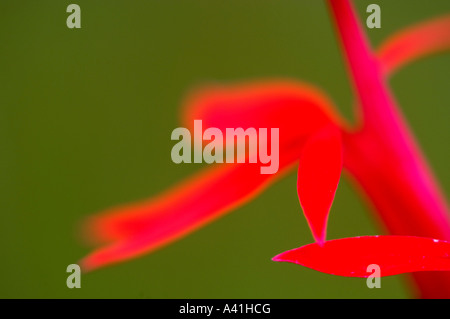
81,81 -> 344,271
182,80 -> 347,146
297,125 -> 343,245
378,14 -> 450,75
81,159 -> 299,271
273,236 -> 450,277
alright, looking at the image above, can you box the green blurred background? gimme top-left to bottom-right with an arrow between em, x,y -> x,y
1,0 -> 449,298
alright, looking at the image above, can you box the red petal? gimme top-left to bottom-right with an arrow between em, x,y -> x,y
80,81 -> 343,271
273,236 -> 450,277
182,80 -> 347,146
378,14 -> 450,75
81,161 -> 293,271
297,125 -> 343,245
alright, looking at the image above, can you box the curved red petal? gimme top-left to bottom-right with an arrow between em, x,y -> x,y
81,160 -> 295,271
297,125 -> 343,245
378,14 -> 450,76
81,81 -> 344,271
273,235 -> 450,277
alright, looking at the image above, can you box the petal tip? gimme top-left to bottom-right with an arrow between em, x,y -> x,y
78,258 -> 94,274
316,238 -> 325,248
271,254 -> 285,263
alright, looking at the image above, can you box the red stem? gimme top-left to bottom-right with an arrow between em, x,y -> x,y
327,0 -> 450,298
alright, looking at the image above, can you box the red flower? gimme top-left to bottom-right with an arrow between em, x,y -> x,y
79,0 -> 450,298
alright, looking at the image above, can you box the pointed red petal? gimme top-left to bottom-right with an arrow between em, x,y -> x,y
378,14 -> 450,75
81,81 -> 344,271
273,235 -> 450,277
297,125 -> 343,245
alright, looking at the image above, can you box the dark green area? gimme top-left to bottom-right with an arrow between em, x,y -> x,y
0,0 -> 448,298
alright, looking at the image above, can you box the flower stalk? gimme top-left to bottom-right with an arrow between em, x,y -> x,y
327,0 -> 450,298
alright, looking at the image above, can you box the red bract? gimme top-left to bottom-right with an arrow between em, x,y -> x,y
297,125 -> 342,246
79,0 -> 450,298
